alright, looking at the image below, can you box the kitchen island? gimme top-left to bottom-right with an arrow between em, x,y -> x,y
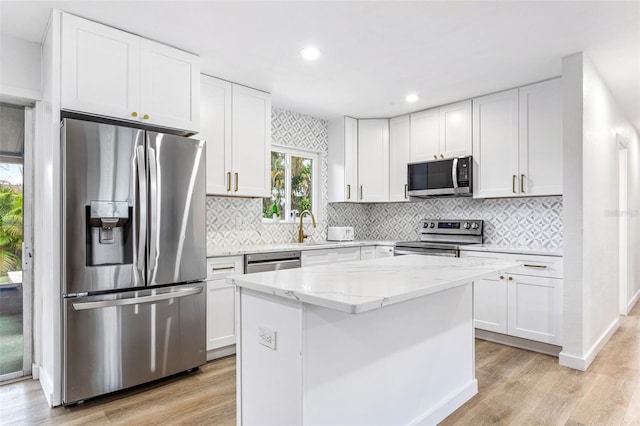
231,255 -> 518,425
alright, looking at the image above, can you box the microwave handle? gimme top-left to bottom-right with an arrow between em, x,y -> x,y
452,157 -> 459,189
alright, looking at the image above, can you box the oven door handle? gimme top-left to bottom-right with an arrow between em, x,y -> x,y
451,157 -> 459,189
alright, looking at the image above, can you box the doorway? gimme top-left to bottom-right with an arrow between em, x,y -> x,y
0,102 -> 33,381
619,141 -> 628,316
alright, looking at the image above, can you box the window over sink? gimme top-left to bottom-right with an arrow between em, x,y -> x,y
262,145 -> 318,223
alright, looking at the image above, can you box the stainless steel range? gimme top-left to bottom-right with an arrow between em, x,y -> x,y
394,219 -> 483,257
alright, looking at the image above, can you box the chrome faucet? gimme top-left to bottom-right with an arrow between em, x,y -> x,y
298,210 -> 317,243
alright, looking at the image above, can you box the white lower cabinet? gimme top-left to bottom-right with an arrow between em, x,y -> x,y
375,245 -> 395,258
360,246 -> 376,260
206,256 -> 243,359
301,247 -> 361,267
461,250 -> 562,345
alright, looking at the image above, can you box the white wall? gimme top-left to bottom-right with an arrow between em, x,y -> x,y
560,52 -> 640,371
623,116 -> 640,311
0,35 -> 42,101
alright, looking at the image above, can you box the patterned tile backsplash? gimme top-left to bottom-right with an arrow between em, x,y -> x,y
206,107 -> 563,253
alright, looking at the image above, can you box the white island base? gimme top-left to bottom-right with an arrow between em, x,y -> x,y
236,283 -> 476,425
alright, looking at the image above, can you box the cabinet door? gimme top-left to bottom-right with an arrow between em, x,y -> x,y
231,85 -> 271,197
410,108 -> 439,162
507,275 -> 562,345
207,280 -> 236,351
473,276 -> 508,334
200,75 -> 232,195
472,89 -> 519,198
344,117 -> 359,201
360,246 -> 376,260
140,39 -> 200,132
518,79 -> 562,196
301,249 -> 332,267
61,13 -> 140,121
440,100 -> 472,158
358,119 -> 389,202
375,246 -> 394,258
333,247 -> 361,263
389,115 -> 411,202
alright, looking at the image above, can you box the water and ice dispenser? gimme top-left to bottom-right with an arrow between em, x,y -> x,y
86,201 -> 133,266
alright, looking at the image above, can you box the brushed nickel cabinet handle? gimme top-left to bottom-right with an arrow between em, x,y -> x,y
440,154 -> 444,159
499,275 -> 504,280
234,173 -> 239,192
508,276 -> 513,281
211,266 -> 236,272
520,174 -> 525,193
404,184 -> 408,199
347,184 -> 351,200
433,154 -> 437,159
226,172 -> 231,192
360,185 -> 363,200
512,175 -> 517,194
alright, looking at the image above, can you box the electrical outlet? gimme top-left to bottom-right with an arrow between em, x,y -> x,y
258,326 -> 277,350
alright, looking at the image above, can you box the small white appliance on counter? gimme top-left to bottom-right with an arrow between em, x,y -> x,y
327,226 -> 354,241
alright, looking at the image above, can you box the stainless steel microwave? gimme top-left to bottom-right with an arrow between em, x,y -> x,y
407,156 -> 473,198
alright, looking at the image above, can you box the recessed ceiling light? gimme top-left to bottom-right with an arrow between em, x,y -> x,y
300,47 -> 320,61
406,94 -> 419,103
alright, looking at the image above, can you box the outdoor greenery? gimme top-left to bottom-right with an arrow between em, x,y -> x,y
0,184 -> 23,277
263,151 -> 313,220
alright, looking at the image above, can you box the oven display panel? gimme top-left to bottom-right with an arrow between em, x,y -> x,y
438,222 -> 460,229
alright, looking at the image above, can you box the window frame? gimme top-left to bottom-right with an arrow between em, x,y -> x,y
263,144 -> 319,223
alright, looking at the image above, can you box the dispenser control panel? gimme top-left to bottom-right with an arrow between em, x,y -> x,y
90,201 -> 129,219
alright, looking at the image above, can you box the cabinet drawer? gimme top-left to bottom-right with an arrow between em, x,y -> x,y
207,256 -> 244,280
509,254 -> 562,279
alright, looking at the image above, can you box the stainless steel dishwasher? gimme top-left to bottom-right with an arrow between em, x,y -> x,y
244,251 -> 301,273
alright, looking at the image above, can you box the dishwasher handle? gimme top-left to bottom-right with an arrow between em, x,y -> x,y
245,258 -> 301,274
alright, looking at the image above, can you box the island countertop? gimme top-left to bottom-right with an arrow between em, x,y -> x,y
230,254 -> 519,314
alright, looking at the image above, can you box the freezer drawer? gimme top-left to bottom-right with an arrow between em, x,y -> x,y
63,283 -> 206,404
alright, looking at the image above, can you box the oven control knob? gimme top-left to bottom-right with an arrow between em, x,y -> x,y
423,222 -> 429,228
463,222 -> 471,229
429,222 -> 435,228
471,223 -> 479,230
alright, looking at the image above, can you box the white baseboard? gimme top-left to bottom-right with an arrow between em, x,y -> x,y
559,317 -> 620,371
412,380 -> 478,426
628,288 -> 640,313
206,344 -> 236,361
38,366 -> 54,407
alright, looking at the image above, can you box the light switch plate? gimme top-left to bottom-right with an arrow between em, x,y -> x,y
258,326 -> 277,350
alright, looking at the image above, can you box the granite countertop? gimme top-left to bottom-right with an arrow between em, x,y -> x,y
230,255 -> 519,314
207,240 -> 396,257
459,244 -> 563,257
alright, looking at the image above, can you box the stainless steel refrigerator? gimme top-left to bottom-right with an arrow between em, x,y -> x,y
61,118 -> 207,404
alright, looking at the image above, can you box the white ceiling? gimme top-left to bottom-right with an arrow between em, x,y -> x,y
1,1 -> 638,128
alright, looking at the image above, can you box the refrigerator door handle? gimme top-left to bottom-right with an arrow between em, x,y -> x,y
71,286 -> 203,311
148,146 -> 159,275
136,145 -> 147,274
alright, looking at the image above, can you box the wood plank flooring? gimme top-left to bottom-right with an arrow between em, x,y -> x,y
1,302 -> 638,425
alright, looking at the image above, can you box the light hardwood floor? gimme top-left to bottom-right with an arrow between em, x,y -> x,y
1,302 -> 639,425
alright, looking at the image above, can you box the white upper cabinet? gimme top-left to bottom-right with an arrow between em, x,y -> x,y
410,101 -> 471,162
61,13 -> 200,133
518,79 -> 563,196
61,13 -> 140,121
201,75 -> 232,195
472,89 -> 519,198
439,100 -> 472,158
473,79 -> 562,198
389,115 -> 411,202
200,75 -> 271,197
410,108 -> 439,162
140,39 -> 200,131
358,119 -> 389,202
231,84 -> 271,197
328,117 -> 358,202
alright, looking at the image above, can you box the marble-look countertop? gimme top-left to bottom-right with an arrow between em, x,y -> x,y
459,244 -> 563,257
230,255 -> 519,314
208,240 -> 395,257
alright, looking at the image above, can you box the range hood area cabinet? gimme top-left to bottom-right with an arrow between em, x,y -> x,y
409,100 -> 472,162
199,75 -> 271,198
61,13 -> 200,133
472,78 -> 562,198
